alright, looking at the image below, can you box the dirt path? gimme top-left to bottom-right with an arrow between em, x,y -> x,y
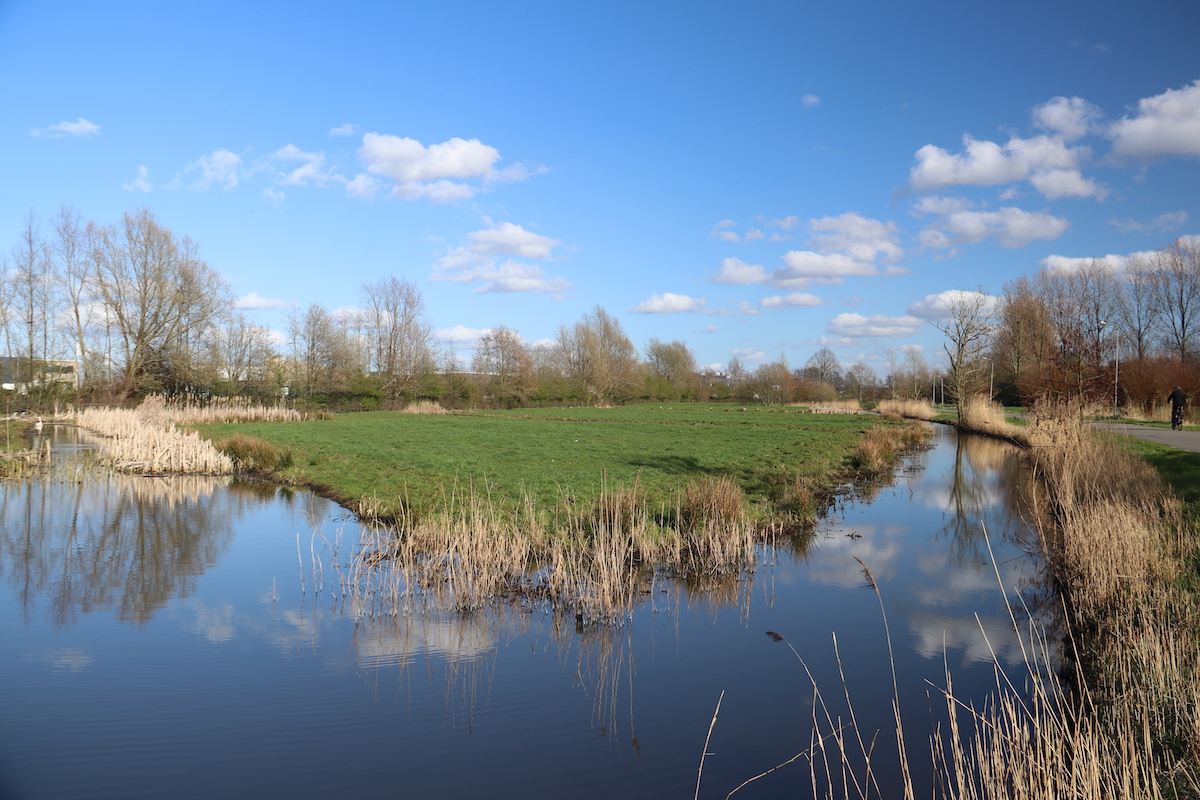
1087,420 -> 1200,455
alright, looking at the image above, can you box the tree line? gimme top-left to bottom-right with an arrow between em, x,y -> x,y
5,206 -> 1195,411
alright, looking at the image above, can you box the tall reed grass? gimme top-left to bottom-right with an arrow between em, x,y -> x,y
75,405 -> 234,475
141,393 -> 302,423
956,395 -> 1026,443
876,398 -> 937,421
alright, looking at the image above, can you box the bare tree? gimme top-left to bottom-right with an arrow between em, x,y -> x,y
211,313 -> 277,391
91,209 -> 229,393
1152,237 -> 1200,362
932,289 -> 995,411
52,206 -> 90,389
1118,254 -> 1160,361
844,361 -> 878,401
360,276 -> 434,401
645,338 -> 698,399
473,325 -> 535,407
287,303 -> 357,398
555,306 -> 639,403
802,347 -> 843,388
11,212 -> 56,391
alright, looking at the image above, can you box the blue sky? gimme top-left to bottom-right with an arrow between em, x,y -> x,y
3,0 -> 1199,375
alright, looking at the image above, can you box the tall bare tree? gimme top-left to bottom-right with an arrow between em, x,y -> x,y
645,338 -> 698,399
11,212 -> 56,391
91,209 -> 229,393
473,325 -> 534,407
932,289 -> 995,410
1153,237 -> 1200,362
360,276 -> 434,401
52,206 -> 90,389
555,305 -> 639,403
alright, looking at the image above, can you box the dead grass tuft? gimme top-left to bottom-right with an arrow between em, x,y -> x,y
876,398 -> 936,421
400,400 -> 448,415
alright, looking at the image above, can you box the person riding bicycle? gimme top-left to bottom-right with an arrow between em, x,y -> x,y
1169,385 -> 1188,430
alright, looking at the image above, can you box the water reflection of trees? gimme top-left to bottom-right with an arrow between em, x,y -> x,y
942,433 -> 1040,563
0,473 -> 265,625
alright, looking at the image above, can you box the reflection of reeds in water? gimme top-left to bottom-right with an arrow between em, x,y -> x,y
76,405 -> 234,474
349,473 -> 760,623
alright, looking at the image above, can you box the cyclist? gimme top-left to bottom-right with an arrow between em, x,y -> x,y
1169,385 -> 1188,430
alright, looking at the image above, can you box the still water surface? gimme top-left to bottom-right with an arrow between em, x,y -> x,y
0,424 -> 1042,799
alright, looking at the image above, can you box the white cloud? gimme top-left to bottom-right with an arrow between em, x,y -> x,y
772,250 -> 875,285
772,215 -> 800,230
713,257 -> 767,285
906,290 -> 1000,320
1108,80 -> 1200,160
358,133 -> 517,201
122,166 -> 152,192
808,213 -> 902,262
919,206 -> 1068,249
329,122 -> 359,137
437,325 -> 490,345
1028,168 -> 1107,200
433,221 -> 571,294
1032,96 -> 1102,141
234,292 -> 289,310
179,149 -> 242,190
1038,252 -> 1143,274
694,324 -> 719,335
731,348 -> 767,365
1106,211 -> 1188,234
345,173 -> 380,199
263,188 -> 285,206
271,144 -> 331,186
29,117 -> 100,138
802,94 -> 821,107
630,293 -> 707,314
828,313 -> 924,338
910,195 -> 975,216
760,292 -> 823,308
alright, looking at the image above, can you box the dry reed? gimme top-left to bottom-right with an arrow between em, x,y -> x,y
876,398 -> 937,421
400,400 -> 449,414
956,395 -> 1026,443
75,405 -> 234,475
140,392 -> 302,424
351,473 -> 758,623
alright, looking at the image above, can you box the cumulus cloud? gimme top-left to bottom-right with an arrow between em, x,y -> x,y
919,206 -> 1068,249
827,313 -> 924,338
432,220 -> 571,294
1108,80 -> 1200,160
760,292 -> 823,308
1106,211 -> 1188,234
234,292 -> 289,310
271,144 -> 331,186
713,257 -> 767,284
910,101 -> 1106,200
29,117 -> 100,138
808,213 -> 902,262
1037,252 -> 1147,274
178,149 -> 242,190
1032,96 -> 1102,141
772,251 -> 876,285
355,133 -> 528,202
906,290 -> 1000,320
802,94 -> 821,107
437,325 -> 490,345
630,293 -> 707,314
329,122 -> 359,137
122,166 -> 152,193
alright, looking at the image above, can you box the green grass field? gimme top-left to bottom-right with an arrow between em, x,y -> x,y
195,403 -> 896,521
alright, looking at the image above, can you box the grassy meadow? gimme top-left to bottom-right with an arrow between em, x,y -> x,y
194,403 -> 905,525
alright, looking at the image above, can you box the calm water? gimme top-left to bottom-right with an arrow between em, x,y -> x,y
0,424 -> 1043,799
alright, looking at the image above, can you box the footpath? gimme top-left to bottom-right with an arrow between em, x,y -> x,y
1086,420 -> 1200,455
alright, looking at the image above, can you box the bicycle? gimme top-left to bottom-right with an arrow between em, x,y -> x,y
1172,406 -> 1185,430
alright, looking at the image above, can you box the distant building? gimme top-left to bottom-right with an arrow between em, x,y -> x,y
0,357 -> 81,392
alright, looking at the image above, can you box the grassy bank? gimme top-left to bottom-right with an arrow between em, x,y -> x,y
194,403 -> 921,526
